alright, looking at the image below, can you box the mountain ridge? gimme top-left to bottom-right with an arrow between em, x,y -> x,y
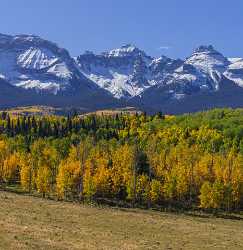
1,33 -> 243,114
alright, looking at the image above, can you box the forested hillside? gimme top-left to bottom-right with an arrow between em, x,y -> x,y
0,108 -> 242,211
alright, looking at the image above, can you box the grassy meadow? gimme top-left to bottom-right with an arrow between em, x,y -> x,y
0,191 -> 243,250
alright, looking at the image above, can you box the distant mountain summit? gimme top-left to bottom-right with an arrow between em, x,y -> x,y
77,44 -> 153,98
0,33 -> 121,110
0,33 -> 102,94
1,33 -> 243,113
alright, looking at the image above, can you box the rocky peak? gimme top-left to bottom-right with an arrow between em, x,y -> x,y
193,45 -> 216,54
186,45 -> 230,74
102,44 -> 148,59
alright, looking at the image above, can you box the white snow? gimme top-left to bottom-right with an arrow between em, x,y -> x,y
81,65 -> 137,98
3,34 -> 243,100
0,36 -> 73,94
175,73 -> 197,82
224,72 -> 243,87
47,62 -> 72,79
17,47 -> 58,70
228,58 -> 242,64
76,44 -> 160,99
227,58 -> 243,70
223,58 -> 243,87
15,80 -> 61,94
173,93 -> 186,100
105,45 -> 138,57
185,49 -> 228,74
0,74 -> 6,79
78,52 -> 153,98
78,45 -> 230,99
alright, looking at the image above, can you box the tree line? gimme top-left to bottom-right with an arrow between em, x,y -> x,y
0,109 -> 242,211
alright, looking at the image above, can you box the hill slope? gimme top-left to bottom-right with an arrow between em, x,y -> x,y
0,191 -> 242,250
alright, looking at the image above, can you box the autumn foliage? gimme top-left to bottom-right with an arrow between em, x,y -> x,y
0,109 -> 242,211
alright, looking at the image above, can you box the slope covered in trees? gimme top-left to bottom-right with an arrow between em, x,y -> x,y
0,109 -> 242,211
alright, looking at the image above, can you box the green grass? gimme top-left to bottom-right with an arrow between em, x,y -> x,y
0,191 -> 243,250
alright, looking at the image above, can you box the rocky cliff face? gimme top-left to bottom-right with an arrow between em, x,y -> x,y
77,44 -> 243,104
1,33 -> 243,113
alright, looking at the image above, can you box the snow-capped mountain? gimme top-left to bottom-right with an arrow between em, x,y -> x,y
149,45 -> 231,100
76,44 -> 154,98
0,33 -> 82,94
131,45 -> 243,113
224,58 -> 243,87
77,45 -> 186,99
77,44 -> 243,102
0,33 -> 122,110
1,33 -> 243,113
184,45 -> 230,89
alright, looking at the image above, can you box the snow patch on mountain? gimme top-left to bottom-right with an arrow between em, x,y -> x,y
77,45 -> 235,100
104,44 -> 139,57
17,47 -> 58,70
2,33 -> 243,104
186,45 -> 229,73
77,46 -> 154,98
0,34 -> 83,94
228,57 -> 243,63
47,62 -> 72,79
181,45 -> 230,91
82,68 -> 131,98
15,80 -> 61,94
224,58 -> 243,87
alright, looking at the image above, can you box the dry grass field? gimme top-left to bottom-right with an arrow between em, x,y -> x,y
1,106 -> 142,117
79,107 -> 142,117
0,106 -> 61,117
0,191 -> 243,250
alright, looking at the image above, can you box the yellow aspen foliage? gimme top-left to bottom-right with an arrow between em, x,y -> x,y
0,140 -> 8,160
42,146 -> 58,185
19,154 -> 34,192
150,179 -> 163,204
20,162 -> 31,191
2,153 -> 19,183
199,181 -> 213,209
129,117 -> 140,136
226,154 -> 243,206
83,159 -> 96,200
68,146 -> 79,161
56,160 -> 81,199
147,149 -> 168,180
211,181 -> 225,209
163,173 -> 177,200
0,140 -> 8,181
42,146 -> 58,165
197,153 -> 215,184
93,156 -> 111,196
111,144 -> 136,195
136,175 -> 150,203
36,165 -> 52,197
0,110 -> 243,211
174,164 -> 189,200
30,140 -> 58,178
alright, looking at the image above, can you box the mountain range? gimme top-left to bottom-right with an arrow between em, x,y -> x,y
1,33 -> 243,114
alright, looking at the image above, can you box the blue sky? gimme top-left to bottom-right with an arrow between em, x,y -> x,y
1,0 -> 243,59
